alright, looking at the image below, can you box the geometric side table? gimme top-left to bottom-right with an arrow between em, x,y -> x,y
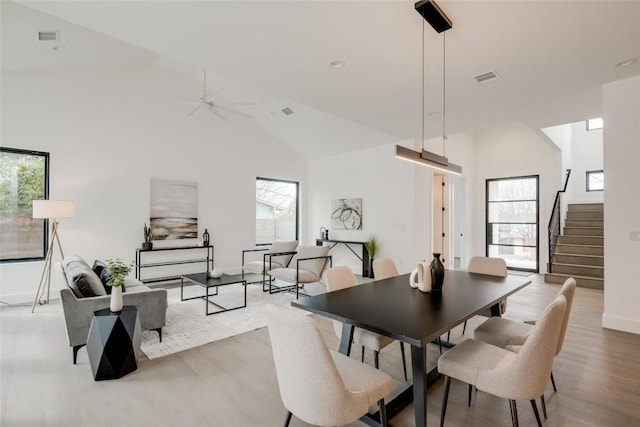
86,306 -> 142,381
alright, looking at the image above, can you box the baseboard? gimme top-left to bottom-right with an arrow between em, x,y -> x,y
0,288 -> 61,307
602,313 -> 640,334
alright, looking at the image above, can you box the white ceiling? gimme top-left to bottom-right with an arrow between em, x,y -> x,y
3,0 -> 640,158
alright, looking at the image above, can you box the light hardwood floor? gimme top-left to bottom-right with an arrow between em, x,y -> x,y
1,274 -> 639,426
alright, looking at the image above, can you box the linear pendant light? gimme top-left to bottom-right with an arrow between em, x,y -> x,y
396,0 -> 462,176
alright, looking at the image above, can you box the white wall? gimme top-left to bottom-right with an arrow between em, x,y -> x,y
602,75 -> 640,334
472,122 -> 563,272
566,122 -> 604,204
307,144 -> 415,274
0,64 -> 308,303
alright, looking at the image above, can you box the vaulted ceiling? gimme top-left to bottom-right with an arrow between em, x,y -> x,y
3,1 -> 639,158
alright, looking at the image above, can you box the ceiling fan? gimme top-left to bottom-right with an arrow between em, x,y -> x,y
175,70 -> 254,120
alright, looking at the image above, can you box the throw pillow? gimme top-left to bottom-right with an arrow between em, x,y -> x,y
92,260 -> 126,294
63,255 -> 107,298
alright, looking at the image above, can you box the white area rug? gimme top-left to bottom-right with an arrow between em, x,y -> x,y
140,283 -> 306,359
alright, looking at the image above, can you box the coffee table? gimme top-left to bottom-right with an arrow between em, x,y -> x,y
180,273 -> 247,316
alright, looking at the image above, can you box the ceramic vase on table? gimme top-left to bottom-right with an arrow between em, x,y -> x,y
110,286 -> 123,312
430,253 -> 445,292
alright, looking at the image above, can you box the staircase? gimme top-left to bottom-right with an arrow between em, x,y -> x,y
545,203 -> 604,289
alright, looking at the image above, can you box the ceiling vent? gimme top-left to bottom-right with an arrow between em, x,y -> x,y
281,107 -> 294,116
38,31 -> 59,41
473,70 -> 501,84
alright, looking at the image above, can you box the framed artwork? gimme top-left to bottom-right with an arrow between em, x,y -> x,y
150,178 -> 198,240
331,198 -> 363,230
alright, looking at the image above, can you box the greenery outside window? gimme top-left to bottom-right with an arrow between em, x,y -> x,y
255,177 -> 299,245
586,170 -> 604,192
0,147 -> 50,262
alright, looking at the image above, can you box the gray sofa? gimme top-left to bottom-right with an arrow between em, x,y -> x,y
56,261 -> 168,364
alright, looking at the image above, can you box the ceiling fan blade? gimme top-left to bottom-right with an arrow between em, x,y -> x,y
186,104 -> 203,117
216,101 -> 256,106
215,105 -> 252,118
209,106 -> 227,121
208,88 -> 225,100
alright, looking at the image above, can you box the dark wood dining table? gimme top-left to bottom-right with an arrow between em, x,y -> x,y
292,269 -> 531,427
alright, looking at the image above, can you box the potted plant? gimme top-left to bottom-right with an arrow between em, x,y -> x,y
365,235 -> 378,278
105,258 -> 133,312
142,223 -> 154,250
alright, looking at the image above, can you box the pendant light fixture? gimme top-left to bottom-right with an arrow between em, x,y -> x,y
396,0 -> 462,176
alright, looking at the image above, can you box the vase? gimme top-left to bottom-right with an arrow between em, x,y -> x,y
110,286 -> 123,312
209,266 -> 223,279
368,258 -> 375,278
430,253 -> 445,292
142,242 -> 153,250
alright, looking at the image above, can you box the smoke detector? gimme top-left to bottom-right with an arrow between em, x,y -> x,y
473,70 -> 501,84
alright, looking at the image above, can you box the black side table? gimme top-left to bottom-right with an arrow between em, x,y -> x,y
86,306 -> 142,381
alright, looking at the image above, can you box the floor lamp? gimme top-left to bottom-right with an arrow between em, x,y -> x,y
31,200 -> 75,313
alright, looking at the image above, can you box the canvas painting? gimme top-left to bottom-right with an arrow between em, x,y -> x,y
150,178 -> 198,240
331,198 -> 363,230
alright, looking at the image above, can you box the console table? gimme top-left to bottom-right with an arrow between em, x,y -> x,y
315,238 -> 370,277
135,245 -> 213,283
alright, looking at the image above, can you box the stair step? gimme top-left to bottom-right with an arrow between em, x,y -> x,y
555,243 -> 603,256
551,262 -> 604,278
567,203 -> 604,212
563,227 -> 604,236
544,273 -> 604,290
566,211 -> 604,220
564,219 -> 603,228
553,253 -> 604,267
557,235 -> 604,246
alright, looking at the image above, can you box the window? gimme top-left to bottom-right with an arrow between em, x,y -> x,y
255,177 -> 298,245
0,147 -> 49,262
586,170 -> 604,192
586,118 -> 603,131
486,175 -> 539,272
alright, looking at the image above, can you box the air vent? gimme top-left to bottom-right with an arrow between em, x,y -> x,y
281,107 -> 294,116
38,31 -> 59,41
473,70 -> 501,84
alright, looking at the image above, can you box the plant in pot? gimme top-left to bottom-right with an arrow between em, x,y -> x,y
142,223 -> 154,250
365,235 -> 378,278
105,258 -> 133,312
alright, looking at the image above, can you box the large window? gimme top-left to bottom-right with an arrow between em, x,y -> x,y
0,147 -> 49,262
486,175 -> 539,272
255,177 -> 298,245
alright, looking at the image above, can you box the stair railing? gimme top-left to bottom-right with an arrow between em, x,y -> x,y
548,169 -> 572,273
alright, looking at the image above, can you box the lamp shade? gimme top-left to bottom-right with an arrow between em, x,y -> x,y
32,200 -> 75,219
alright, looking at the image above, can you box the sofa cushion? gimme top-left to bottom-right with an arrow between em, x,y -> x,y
289,245 -> 330,277
268,240 -> 299,268
63,255 -> 107,298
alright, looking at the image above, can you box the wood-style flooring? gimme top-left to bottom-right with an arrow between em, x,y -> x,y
1,274 -> 639,426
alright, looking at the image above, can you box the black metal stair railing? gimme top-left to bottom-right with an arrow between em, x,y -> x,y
548,169 -> 571,273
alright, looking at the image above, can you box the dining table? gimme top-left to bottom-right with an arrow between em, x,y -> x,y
292,269 -> 532,427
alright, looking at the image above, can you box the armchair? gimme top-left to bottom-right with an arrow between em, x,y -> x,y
241,240 -> 298,287
266,245 -> 332,299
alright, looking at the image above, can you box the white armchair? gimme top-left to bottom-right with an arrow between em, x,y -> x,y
266,245 -> 331,299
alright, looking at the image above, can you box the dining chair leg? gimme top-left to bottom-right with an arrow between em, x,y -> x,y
530,399 -> 542,427
440,376 -> 451,427
462,320 -> 468,335
378,398 -> 388,427
400,342 -> 408,381
374,350 -> 380,369
550,370 -> 557,392
540,394 -> 547,419
509,400 -> 519,427
447,330 -> 451,342
468,384 -> 472,407
283,410 -> 293,427
438,337 -> 443,354
362,346 -> 365,362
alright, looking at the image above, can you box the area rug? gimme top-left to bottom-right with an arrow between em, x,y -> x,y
140,283 -> 307,359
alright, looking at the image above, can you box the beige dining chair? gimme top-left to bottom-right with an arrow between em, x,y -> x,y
438,295 -> 567,427
372,258 -> 399,280
474,277 -> 576,418
461,256 -> 508,335
326,265 -> 408,381
266,304 -> 393,427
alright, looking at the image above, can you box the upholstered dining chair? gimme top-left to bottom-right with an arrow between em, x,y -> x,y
438,295 -> 567,427
461,256 -> 509,334
326,266 -> 408,381
372,258 -> 399,280
266,304 -> 393,427
474,277 -> 576,418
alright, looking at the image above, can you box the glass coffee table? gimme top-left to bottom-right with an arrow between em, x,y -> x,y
180,273 -> 247,316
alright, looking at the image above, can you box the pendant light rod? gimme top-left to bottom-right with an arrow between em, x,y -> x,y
442,31 -> 446,156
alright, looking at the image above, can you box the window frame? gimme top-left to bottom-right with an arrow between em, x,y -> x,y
586,118 -> 603,131
586,170 -> 604,192
0,147 -> 50,263
255,177 -> 299,246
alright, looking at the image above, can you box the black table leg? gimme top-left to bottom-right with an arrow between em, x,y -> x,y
339,323 -> 354,356
411,345 -> 427,427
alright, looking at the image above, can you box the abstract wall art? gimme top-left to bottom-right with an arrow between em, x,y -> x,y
331,198 -> 363,230
150,178 -> 198,240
